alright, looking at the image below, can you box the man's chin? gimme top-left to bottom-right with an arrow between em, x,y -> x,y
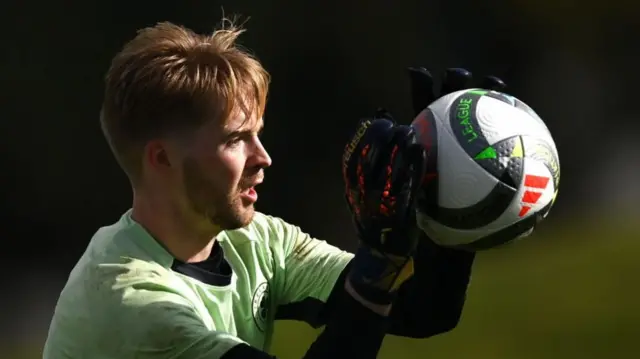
238,205 -> 256,227
211,206 -> 255,231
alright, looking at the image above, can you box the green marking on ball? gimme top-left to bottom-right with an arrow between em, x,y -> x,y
474,146 -> 497,160
467,89 -> 489,95
455,96 -> 480,143
449,92 -> 491,162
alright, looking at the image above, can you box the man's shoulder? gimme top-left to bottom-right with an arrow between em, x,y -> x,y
46,257 -> 199,359
88,211 -> 174,266
46,216 -> 203,356
58,213 -> 194,314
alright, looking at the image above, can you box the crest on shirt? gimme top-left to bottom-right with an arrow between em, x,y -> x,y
251,282 -> 270,332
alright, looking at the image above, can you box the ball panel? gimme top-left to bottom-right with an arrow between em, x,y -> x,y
434,181 -> 517,230
416,211 -> 482,246
418,151 -> 557,249
521,135 -> 560,190
483,91 -> 517,106
427,90 -> 468,121
454,214 -> 539,251
475,96 -> 550,147
452,156 -> 554,239
457,153 -> 559,250
419,206 -> 541,250
473,135 -> 524,188
447,90 -> 492,160
513,98 -> 551,135
411,108 -> 440,216
500,157 -> 524,189
516,157 -> 556,219
436,121 -> 504,210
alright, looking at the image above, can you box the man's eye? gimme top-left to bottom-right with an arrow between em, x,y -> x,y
228,137 -> 242,146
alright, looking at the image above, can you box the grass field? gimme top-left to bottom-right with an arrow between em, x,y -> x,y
9,216 -> 639,359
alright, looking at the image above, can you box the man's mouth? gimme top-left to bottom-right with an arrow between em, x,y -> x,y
241,187 -> 258,203
240,176 -> 263,203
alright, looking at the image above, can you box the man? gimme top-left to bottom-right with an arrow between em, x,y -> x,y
43,20 -> 506,358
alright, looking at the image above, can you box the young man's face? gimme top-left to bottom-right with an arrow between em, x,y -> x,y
178,111 -> 271,230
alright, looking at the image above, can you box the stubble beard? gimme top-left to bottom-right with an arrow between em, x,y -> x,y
182,159 -> 255,232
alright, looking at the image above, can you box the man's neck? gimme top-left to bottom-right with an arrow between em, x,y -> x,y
131,191 -> 220,263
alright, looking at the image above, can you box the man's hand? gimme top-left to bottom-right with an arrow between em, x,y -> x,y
341,68 -> 508,314
342,110 -> 426,312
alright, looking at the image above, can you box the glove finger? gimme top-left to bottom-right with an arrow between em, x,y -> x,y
441,68 -> 473,96
408,67 -> 435,117
343,118 -> 371,181
387,126 -> 424,199
373,107 -> 396,123
343,118 -> 394,214
384,126 -> 426,223
358,118 -> 396,195
343,117 -> 383,196
478,75 -> 507,92
405,142 -> 426,203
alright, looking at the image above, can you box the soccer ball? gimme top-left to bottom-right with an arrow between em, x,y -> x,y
411,89 -> 560,250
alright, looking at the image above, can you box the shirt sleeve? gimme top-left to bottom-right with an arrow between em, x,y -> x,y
264,215 -> 354,327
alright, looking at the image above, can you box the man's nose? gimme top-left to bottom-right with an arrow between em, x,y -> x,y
251,136 -> 272,168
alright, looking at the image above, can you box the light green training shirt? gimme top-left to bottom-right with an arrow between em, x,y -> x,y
43,210 -> 353,358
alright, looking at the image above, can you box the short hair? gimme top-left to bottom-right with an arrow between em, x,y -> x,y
100,19 -> 270,183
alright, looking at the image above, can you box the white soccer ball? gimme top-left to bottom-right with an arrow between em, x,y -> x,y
411,89 -> 560,250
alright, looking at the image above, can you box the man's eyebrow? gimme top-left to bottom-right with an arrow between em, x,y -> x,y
223,122 -> 264,139
224,129 -> 251,139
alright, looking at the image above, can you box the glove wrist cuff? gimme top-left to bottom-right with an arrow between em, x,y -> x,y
347,246 -> 414,305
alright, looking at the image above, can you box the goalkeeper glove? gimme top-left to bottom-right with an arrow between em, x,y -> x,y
342,109 -> 426,305
408,67 -> 507,116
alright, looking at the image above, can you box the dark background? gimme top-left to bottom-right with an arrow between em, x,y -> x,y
2,1 -> 640,358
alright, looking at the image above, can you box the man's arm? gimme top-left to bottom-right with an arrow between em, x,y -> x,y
323,235 -> 476,339
265,215 -> 393,358
389,235 -> 476,337
266,210 -> 474,339
267,214 -> 353,325
226,293 -> 388,359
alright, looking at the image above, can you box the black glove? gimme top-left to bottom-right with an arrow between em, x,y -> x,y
342,110 -> 426,305
408,67 -> 507,116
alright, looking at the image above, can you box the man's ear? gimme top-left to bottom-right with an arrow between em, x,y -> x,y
143,139 -> 173,173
